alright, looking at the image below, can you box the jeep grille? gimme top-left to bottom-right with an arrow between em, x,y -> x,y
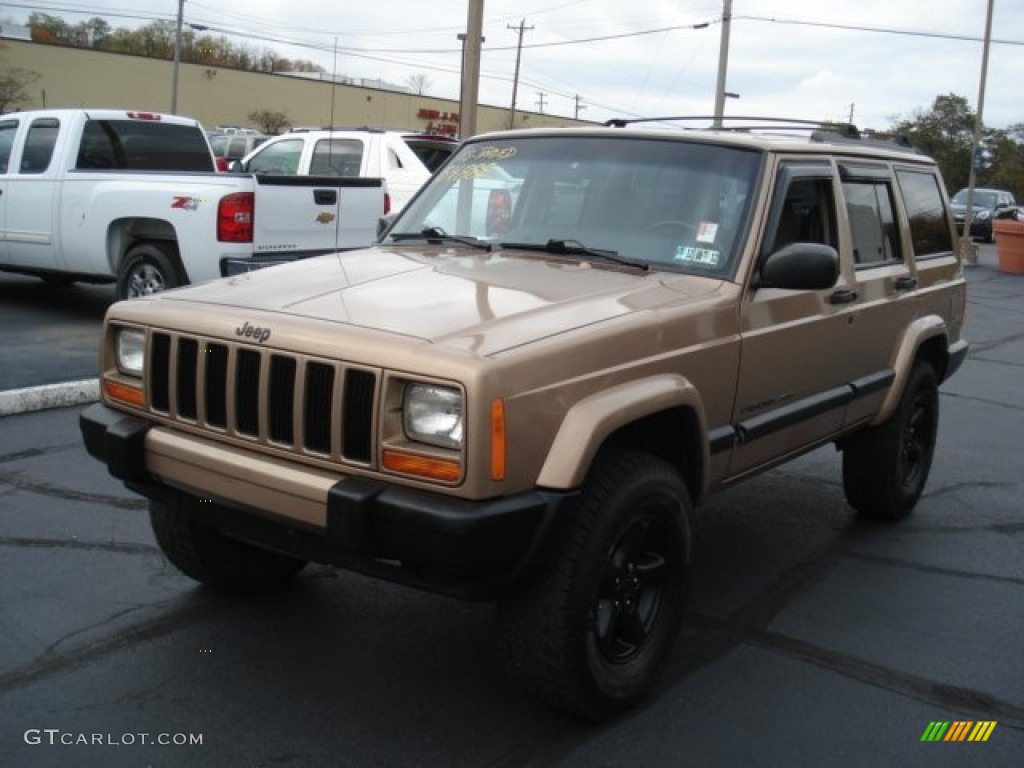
147,331 -> 377,465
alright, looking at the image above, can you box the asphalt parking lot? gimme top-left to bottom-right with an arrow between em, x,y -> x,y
1,248 -> 1022,767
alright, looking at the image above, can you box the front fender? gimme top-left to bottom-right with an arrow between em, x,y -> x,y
536,374 -> 707,490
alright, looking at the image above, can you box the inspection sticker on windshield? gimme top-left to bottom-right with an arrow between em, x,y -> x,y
696,221 -> 718,243
675,246 -> 720,266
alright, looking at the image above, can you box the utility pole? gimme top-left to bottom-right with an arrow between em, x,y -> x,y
712,0 -> 733,128
574,95 -> 586,120
536,92 -> 547,114
508,18 -> 533,129
171,0 -> 185,113
962,0 -> 995,267
459,0 -> 485,139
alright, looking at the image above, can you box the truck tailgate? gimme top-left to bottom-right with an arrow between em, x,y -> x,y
252,175 -> 384,256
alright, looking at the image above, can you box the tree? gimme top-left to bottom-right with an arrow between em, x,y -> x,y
0,45 -> 40,111
405,73 -> 432,95
248,109 -> 290,134
892,94 -> 975,192
890,94 -> 1024,198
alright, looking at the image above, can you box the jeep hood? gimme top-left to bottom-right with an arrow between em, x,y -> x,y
157,246 -> 725,356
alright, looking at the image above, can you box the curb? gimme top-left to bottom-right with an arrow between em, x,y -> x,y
0,379 -> 100,417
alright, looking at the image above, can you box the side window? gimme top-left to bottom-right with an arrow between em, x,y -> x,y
20,118 -> 59,174
245,138 -> 303,175
895,169 -> 954,258
309,139 -> 363,176
768,176 -> 837,253
842,181 -> 901,265
0,120 -> 19,173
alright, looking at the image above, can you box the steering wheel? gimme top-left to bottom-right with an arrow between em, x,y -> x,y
651,219 -> 697,237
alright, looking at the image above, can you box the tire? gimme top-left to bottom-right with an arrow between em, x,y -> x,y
842,362 -> 939,521
497,450 -> 691,720
116,241 -> 183,300
150,495 -> 307,592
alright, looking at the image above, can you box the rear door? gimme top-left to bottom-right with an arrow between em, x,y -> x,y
836,162 -> 918,426
0,117 -> 20,262
4,116 -> 61,270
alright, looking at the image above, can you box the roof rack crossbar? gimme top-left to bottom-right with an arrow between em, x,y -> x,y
602,115 -> 859,137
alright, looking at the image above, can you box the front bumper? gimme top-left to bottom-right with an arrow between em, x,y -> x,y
80,403 -> 574,599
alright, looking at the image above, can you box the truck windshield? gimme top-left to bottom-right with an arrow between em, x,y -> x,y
389,135 -> 762,278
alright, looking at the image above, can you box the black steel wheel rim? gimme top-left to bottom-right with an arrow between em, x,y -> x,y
900,391 -> 934,489
592,518 -> 669,664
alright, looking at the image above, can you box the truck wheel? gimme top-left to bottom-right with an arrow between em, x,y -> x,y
117,242 -> 183,300
842,361 -> 939,521
497,450 -> 691,720
150,496 -> 307,592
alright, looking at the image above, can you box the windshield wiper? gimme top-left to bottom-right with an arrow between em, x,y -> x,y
389,227 -> 493,252
500,238 -> 649,271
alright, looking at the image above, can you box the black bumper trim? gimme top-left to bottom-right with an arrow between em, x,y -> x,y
79,402 -> 576,599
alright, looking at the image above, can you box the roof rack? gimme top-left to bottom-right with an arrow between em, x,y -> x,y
601,115 -> 919,153
603,115 -> 858,134
288,125 -> 387,133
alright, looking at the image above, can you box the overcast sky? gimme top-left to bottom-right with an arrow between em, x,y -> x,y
7,0 -> 1024,131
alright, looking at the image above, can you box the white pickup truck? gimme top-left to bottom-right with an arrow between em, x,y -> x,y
233,128 -> 454,213
0,109 -> 388,298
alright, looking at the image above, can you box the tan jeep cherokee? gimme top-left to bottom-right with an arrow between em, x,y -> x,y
81,120 -> 968,720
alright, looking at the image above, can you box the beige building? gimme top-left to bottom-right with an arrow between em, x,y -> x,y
3,38 -> 590,136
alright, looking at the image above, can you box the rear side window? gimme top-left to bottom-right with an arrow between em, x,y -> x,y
842,181 -> 901,265
76,119 -> 214,171
895,170 -> 954,258
0,119 -> 18,173
20,118 -> 59,174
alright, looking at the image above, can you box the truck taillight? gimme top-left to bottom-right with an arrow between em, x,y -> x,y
126,111 -> 161,121
218,192 -> 254,242
384,192 -> 392,215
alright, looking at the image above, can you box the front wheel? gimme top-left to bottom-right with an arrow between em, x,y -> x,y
842,362 -> 939,521
497,450 -> 692,720
116,241 -> 183,300
150,495 -> 307,592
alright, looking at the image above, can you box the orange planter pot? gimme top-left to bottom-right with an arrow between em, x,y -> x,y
992,219 -> 1024,275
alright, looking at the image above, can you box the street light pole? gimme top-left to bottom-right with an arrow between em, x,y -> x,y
171,0 -> 185,114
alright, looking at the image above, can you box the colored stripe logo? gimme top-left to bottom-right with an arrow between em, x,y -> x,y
921,721 -> 997,742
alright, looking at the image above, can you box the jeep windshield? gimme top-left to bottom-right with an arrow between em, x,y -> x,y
386,134 -> 761,278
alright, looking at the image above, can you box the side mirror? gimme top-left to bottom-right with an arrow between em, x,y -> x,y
758,243 -> 839,291
227,159 -> 243,173
377,213 -> 398,240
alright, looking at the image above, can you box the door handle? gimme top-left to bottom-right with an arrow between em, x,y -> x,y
828,288 -> 858,305
314,189 -> 337,205
894,276 -> 918,291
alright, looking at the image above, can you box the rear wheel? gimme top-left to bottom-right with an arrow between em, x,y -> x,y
116,241 -> 183,300
842,362 -> 939,521
497,450 -> 691,720
150,495 -> 307,592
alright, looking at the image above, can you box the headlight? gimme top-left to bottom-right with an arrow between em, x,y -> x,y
115,327 -> 146,377
403,383 -> 464,449
976,210 -> 991,220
